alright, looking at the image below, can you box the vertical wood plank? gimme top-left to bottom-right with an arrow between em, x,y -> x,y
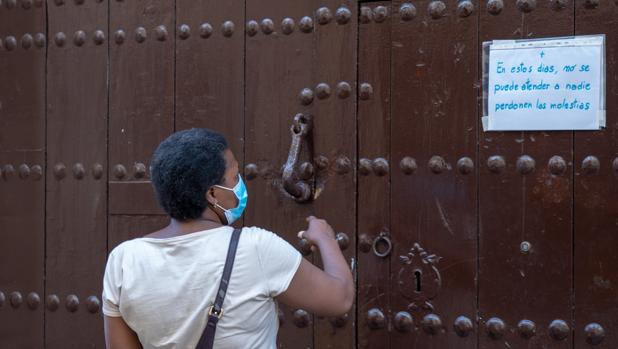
312,1 -> 357,348
244,2 -> 316,347
479,0 -> 574,348
574,1 -> 618,347
175,0 -> 245,159
46,0 -> 108,346
108,0 -> 175,248
391,0 -> 478,347
357,3 -> 391,348
0,3 -> 46,348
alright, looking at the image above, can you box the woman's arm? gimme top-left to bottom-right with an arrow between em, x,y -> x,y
104,316 -> 143,349
277,216 -> 354,317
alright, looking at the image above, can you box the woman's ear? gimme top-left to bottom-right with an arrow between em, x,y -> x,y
205,187 -> 217,206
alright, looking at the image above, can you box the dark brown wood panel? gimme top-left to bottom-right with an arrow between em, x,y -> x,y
574,1 -> 618,347
109,0 -> 174,167
108,182 -> 164,215
108,0 -> 174,248
175,0 -> 244,159
479,1 -> 574,348
478,14 -> 533,349
390,0 -> 478,347
0,3 -> 46,348
45,0 -> 108,346
175,0 -> 245,231
244,2 -> 316,347
357,3 -> 391,348
312,2 -> 357,348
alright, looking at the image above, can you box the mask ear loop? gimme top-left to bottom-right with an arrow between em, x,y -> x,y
215,174 -> 242,192
214,181 -> 240,208
208,190 -> 229,225
214,184 -> 234,191
213,201 -> 230,213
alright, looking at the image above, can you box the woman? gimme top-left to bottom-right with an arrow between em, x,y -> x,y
102,128 -> 354,349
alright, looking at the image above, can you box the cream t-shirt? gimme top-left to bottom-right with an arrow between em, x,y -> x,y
102,226 -> 302,349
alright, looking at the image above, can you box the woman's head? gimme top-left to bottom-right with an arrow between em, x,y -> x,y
151,128 -> 241,222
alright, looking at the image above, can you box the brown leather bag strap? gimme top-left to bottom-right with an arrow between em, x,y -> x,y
195,228 -> 242,349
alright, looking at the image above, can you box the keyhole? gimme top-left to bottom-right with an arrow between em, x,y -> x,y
414,270 -> 422,293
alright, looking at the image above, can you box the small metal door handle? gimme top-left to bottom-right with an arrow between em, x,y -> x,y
372,232 -> 392,258
298,232 -> 348,255
336,232 -> 349,250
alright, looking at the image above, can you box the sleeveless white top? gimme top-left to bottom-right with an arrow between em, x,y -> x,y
102,226 -> 302,349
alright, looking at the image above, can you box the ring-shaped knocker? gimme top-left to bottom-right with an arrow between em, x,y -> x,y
372,232 -> 392,258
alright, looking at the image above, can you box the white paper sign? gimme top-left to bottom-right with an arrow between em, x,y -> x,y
484,35 -> 605,131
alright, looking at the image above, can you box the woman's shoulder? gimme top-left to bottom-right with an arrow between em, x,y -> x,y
240,226 -> 281,243
240,226 -> 287,250
241,226 -> 299,254
241,225 -> 274,235
106,227 -> 287,259
106,238 -> 142,263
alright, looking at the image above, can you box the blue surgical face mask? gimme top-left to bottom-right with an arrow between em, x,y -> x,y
213,174 -> 248,225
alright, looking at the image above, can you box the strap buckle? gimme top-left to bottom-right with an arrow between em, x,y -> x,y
208,305 -> 224,319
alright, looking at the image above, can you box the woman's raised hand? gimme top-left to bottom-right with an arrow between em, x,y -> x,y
297,216 -> 336,252
281,215 -> 354,317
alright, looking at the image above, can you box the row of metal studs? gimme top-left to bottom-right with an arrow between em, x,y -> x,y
3,0 -> 612,51
242,154 -> 618,179
360,0 -> 605,23
0,0 -> 594,14
0,291 -> 100,313
0,163 -> 148,181
358,155 -> 613,176
364,309 -> 605,345
246,6 -> 352,36
0,22 -> 236,51
1,10 -> 346,50
2,155 -> 614,182
297,82 -> 355,104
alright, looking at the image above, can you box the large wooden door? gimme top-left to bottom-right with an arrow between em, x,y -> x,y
354,1 -> 617,348
1,0 -> 618,348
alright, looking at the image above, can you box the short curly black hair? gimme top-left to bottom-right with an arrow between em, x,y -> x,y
150,128 -> 228,221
